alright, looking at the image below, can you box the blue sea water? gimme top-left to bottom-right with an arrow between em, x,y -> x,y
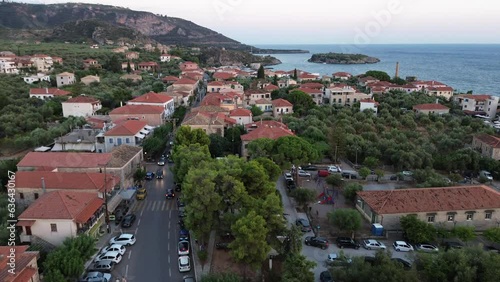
254,44 -> 500,95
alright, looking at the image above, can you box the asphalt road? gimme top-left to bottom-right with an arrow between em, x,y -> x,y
112,162 -> 191,281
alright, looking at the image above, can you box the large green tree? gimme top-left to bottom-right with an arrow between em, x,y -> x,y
281,253 -> 316,282
172,143 -> 211,183
271,136 -> 319,167
287,90 -> 316,116
290,188 -> 316,213
400,214 -> 436,243
174,126 -> 210,148
327,209 -> 363,236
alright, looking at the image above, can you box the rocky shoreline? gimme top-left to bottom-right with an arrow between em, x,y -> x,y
308,52 -> 380,64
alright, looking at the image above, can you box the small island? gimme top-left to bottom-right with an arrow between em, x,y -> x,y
308,52 -> 380,64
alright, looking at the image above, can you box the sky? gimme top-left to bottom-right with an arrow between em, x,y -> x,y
13,0 -> 500,44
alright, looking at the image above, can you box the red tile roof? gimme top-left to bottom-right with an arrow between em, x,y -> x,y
213,72 -> 236,80
18,152 -> 112,168
19,190 -> 104,223
208,81 -> 224,87
299,73 -> 318,79
0,246 -> 39,282
358,185 -> 500,214
15,171 -> 117,192
474,134 -> 500,148
129,92 -> 173,104
110,105 -> 164,115
255,98 -> 272,104
300,82 -> 324,89
29,88 -> 71,96
428,86 -> 453,91
245,120 -> 289,130
297,87 -> 322,94
63,95 -> 100,104
272,98 -> 293,107
162,75 -> 179,82
173,77 -> 197,85
229,108 -> 252,117
241,125 -> 295,141
264,84 -> 279,91
413,103 -> 449,110
454,94 -> 492,101
105,120 -> 148,136
333,72 -> 352,77
138,61 -> 158,66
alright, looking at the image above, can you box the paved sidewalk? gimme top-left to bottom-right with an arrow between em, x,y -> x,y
192,230 -> 216,281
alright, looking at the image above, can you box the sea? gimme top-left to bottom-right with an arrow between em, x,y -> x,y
254,44 -> 500,96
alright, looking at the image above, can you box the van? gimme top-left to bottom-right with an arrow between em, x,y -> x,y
480,170 -> 493,181
341,171 -> 358,179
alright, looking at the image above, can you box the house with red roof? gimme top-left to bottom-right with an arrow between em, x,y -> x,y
171,77 -> 198,93
207,81 -> 244,94
272,98 -> 293,117
278,78 -> 297,88
127,91 -> 175,118
245,120 -> 289,132
425,86 -> 454,100
264,84 -> 279,91
358,76 -> 379,86
162,75 -> 179,84
103,120 -> 150,152
333,72 -> 352,80
14,171 -> 118,207
82,58 -> 101,70
29,88 -> 71,100
201,93 -> 240,111
326,83 -> 372,106
472,134 -> 500,160
413,103 -> 450,115
254,98 -> 273,112
0,246 -> 40,282
452,94 -> 499,119
62,95 -> 102,117
229,108 -> 253,125
181,71 -> 204,81
213,71 -> 237,81
297,87 -> 324,105
240,124 -> 295,158
109,104 -> 165,126
56,72 -> 75,87
137,61 -> 159,72
297,73 -> 319,82
181,111 -> 236,137
17,191 -> 105,246
356,185 -> 500,231
179,61 -> 199,72
359,98 -> 379,114
30,54 -> 54,72
244,89 -> 272,107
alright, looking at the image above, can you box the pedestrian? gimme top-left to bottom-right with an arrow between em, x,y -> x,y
316,210 -> 319,217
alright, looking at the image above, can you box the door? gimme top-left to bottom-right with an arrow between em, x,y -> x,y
117,138 -> 122,145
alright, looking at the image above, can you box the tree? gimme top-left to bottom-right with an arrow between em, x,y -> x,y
126,61 -> 132,73
172,144 -> 211,184
250,105 -> 263,116
152,81 -> 164,93
365,70 -> 391,81
452,226 -> 476,244
358,167 -> 371,179
483,227 -> 500,244
133,168 -> 146,183
230,210 -> 270,270
201,272 -> 242,282
281,253 -> 316,282
293,68 -> 298,80
257,65 -> 265,79
142,136 -> 164,156
399,214 -> 436,243
272,74 -> 278,86
247,138 -> 274,159
253,157 -> 281,181
105,55 -> 122,73
327,209 -> 362,236
290,188 -> 316,212
363,156 -> 379,169
326,173 -> 344,188
343,183 -> 363,202
287,90 -> 316,116
175,126 -> 210,148
375,169 -> 385,181
208,133 -> 230,158
271,136 -> 319,167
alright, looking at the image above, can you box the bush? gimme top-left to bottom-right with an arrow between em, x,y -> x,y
343,183 -> 363,202
198,249 -> 208,263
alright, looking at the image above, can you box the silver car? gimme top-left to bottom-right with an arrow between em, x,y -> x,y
81,271 -> 112,282
363,239 -> 386,250
415,243 -> 439,252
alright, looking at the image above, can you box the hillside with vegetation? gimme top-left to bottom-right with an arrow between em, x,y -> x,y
308,52 -> 380,64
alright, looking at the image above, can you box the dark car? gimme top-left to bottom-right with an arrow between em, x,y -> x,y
301,164 -> 318,171
156,169 -> 163,179
183,275 -> 196,282
215,242 -> 230,251
295,218 -> 312,232
336,236 -> 361,249
121,214 -> 136,228
166,188 -> 175,199
286,179 -> 296,190
179,229 -> 190,240
177,198 -> 185,207
145,172 -> 155,180
444,241 -> 464,251
158,157 -> 166,166
392,258 -> 412,269
175,183 -> 182,192
320,271 -> 333,282
304,236 -> 329,250
364,256 -> 376,265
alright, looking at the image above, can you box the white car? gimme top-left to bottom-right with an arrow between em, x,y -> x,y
100,244 -> 126,255
94,251 -> 122,264
284,172 -> 293,181
178,255 -> 191,272
402,171 -> 413,176
82,271 -> 112,282
298,170 -> 311,177
109,234 -> 136,246
363,239 -> 386,250
178,240 -> 190,256
415,243 -> 439,252
393,241 -> 414,252
328,165 -> 341,173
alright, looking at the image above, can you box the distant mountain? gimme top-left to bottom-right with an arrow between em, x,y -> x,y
0,2 -> 242,48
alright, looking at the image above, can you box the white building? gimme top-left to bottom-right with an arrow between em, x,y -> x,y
160,54 -> 171,62
0,58 -> 19,74
62,95 -> 102,117
453,94 -> 500,119
56,72 -> 76,87
29,88 -> 71,100
127,91 -> 175,119
103,120 -> 151,153
360,98 -> 379,114
23,73 -> 51,84
228,108 -> 253,125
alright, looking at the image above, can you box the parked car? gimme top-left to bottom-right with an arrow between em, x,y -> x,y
215,242 -> 230,251
326,253 -> 352,266
328,165 -> 341,173
94,251 -> 122,264
484,246 -> 500,253
109,234 -> 136,246
363,239 -> 386,250
179,229 -> 190,240
443,241 -> 464,251
183,275 -> 196,282
177,198 -> 185,207
121,214 -> 136,228
178,256 -> 191,272
298,170 -> 311,177
415,243 -> 439,252
300,164 -> 318,171
284,172 -> 293,181
336,237 -> 361,249
480,170 -> 493,181
341,171 -> 358,179
178,240 -> 190,256
295,218 -> 312,232
393,241 -> 414,252
145,172 -> 155,180
304,236 -> 329,250
166,188 -> 175,199
100,244 -> 126,256
81,271 -> 112,282
156,169 -> 163,179
318,170 -> 329,177
320,271 -> 333,282
91,260 -> 114,272
136,187 -> 147,200
391,258 -> 412,269
175,183 -> 182,192
286,179 -> 296,190
402,171 -> 413,176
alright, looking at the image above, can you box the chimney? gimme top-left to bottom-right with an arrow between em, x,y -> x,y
41,177 -> 46,194
436,98 -> 439,104
395,62 -> 400,78
120,101 -> 123,107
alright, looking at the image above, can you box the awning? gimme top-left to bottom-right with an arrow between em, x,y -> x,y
119,188 -> 136,200
35,146 -> 51,152
145,125 -> 154,130
17,220 -> 36,227
140,129 -> 150,135
135,133 -> 145,139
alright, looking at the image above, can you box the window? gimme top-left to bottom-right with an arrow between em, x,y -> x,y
126,138 -> 130,144
485,212 -> 492,220
34,193 -> 39,200
427,215 -> 435,223
109,138 -> 113,144
25,226 -> 32,236
447,214 -> 455,222
466,213 -> 474,221
50,224 -> 57,232
19,193 -> 24,199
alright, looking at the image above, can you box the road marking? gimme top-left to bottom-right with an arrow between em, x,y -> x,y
168,221 -> 171,229
147,201 -> 153,210
162,201 -> 167,211
169,210 -> 172,219
168,231 -> 170,240
168,243 -> 170,251
137,219 -> 141,226
125,264 -> 129,277
134,228 -> 138,235
152,201 -> 157,211
169,268 -> 172,277
168,255 -> 171,264
140,209 -> 144,217
128,250 -> 132,259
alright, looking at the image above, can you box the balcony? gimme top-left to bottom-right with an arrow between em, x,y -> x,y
77,206 -> 105,235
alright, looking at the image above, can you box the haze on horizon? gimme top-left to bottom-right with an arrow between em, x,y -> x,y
12,0 -> 500,45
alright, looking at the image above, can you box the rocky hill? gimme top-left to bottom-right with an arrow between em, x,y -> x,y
0,2 -> 241,48
308,52 -> 380,64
